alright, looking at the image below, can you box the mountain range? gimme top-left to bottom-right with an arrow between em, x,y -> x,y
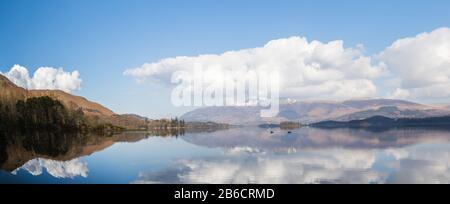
181,98 -> 450,125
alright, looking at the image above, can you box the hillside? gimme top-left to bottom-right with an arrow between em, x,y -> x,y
29,90 -> 114,117
0,74 -> 27,103
1,74 -> 113,117
0,74 -> 142,130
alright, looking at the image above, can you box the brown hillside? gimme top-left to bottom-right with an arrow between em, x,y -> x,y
29,90 -> 114,117
1,74 -> 114,117
0,74 -> 27,103
1,74 -> 153,130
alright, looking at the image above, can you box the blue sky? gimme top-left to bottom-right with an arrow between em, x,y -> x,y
1,0 -> 449,118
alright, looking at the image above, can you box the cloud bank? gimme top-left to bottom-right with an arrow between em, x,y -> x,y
125,27 -> 450,101
124,37 -> 386,100
1,64 -> 82,93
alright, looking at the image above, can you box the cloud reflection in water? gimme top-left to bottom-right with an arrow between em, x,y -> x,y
133,128 -> 450,184
13,158 -> 88,179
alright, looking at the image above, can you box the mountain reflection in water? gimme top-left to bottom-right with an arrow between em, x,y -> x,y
2,127 -> 450,183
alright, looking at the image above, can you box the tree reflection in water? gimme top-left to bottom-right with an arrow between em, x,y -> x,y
0,129 -> 183,172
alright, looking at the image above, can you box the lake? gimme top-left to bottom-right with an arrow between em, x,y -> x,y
2,127 -> 450,184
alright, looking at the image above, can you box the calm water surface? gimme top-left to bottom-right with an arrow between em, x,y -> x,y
2,127 -> 450,184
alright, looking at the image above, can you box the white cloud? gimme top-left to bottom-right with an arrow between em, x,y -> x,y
384,145 -> 450,184
124,37 -> 386,100
1,64 -> 82,93
380,27 -> 450,99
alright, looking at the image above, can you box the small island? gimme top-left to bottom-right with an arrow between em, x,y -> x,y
258,121 -> 301,130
